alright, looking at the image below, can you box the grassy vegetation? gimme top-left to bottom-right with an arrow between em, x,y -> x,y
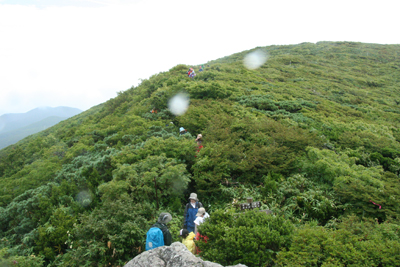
1,41 -> 400,266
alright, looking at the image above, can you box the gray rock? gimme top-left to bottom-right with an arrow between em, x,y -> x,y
124,242 -> 247,267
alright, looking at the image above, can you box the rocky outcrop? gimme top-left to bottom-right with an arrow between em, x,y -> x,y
124,242 -> 247,267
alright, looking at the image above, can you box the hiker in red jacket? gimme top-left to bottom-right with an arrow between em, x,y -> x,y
187,68 -> 196,79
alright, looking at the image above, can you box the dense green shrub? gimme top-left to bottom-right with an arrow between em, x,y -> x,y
186,81 -> 233,100
276,216 -> 400,266
110,153 -> 191,207
0,248 -> 44,267
196,209 -> 294,266
263,174 -> 340,224
36,207 -> 77,261
51,195 -> 152,267
0,184 -> 56,252
301,147 -> 400,220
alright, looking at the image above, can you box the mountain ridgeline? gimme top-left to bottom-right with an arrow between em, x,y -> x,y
0,106 -> 82,150
1,42 -> 400,266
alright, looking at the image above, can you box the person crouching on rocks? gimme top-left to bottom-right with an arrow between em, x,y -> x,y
180,229 -> 196,254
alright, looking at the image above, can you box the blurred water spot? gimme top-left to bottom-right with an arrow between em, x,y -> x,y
76,190 -> 92,207
168,93 -> 189,116
243,50 -> 268,70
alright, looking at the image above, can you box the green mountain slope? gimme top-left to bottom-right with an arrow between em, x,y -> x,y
1,42 -> 400,266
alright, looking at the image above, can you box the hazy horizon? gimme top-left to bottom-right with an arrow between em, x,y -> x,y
1,0 -> 399,116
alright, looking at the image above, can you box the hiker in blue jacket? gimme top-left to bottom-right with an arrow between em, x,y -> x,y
150,212 -> 172,247
179,127 -> 187,135
183,193 -> 203,233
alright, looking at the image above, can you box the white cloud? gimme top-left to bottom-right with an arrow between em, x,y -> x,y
0,0 -> 399,115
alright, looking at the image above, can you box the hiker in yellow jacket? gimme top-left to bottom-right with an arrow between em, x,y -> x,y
180,229 -> 196,254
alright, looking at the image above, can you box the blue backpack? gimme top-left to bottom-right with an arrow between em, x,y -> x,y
146,227 -> 164,251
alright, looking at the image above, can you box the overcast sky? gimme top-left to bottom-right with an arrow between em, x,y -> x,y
0,0 -> 398,116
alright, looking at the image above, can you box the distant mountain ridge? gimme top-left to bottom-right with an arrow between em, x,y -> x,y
0,106 -> 82,149
0,106 -> 82,133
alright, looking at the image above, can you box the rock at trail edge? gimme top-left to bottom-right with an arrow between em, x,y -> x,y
123,242 -> 247,267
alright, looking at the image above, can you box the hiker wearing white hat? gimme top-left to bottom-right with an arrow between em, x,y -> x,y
195,134 -> 204,155
194,207 -> 210,235
183,193 -> 203,233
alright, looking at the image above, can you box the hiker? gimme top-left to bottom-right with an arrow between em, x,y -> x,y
194,207 -> 209,235
187,68 -> 193,77
180,229 -> 196,254
199,65 -> 204,72
145,212 -> 172,251
183,193 -> 203,233
194,208 -> 210,254
196,134 -> 203,153
179,127 -> 187,135
188,68 -> 196,79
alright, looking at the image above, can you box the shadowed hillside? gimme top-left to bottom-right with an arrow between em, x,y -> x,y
1,42 -> 400,266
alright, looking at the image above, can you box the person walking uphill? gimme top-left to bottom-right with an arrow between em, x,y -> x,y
183,193 -> 203,233
187,68 -> 196,79
145,212 -> 172,251
195,134 -> 204,157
